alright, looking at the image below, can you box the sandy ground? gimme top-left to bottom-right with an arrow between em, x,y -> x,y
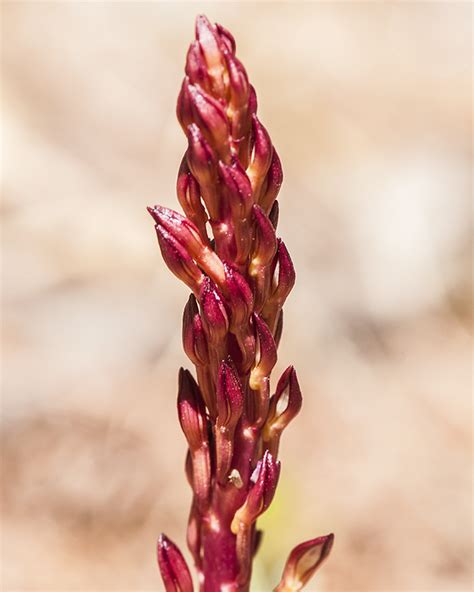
1,2 -> 472,591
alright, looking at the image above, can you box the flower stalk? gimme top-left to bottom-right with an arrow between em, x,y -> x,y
151,15 -> 333,591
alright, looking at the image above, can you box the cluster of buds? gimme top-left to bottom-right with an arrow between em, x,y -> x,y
150,15 -> 333,592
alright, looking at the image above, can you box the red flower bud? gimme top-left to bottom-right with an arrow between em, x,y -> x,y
247,115 -> 273,199
223,264 -> 253,329
176,77 -> 194,132
153,225 -> 204,293
185,41 -> 211,90
187,83 -> 229,155
216,22 -> 236,54
195,15 -> 225,97
216,358 -> 244,430
263,366 -> 302,458
248,85 -> 258,117
182,294 -> 209,366
224,51 -> 250,111
275,534 -> 334,592
259,148 -> 283,213
218,160 -> 253,221
215,358 -> 244,482
231,450 -> 280,532
250,313 -> 277,390
186,123 -> 220,220
199,276 -> 229,343
176,157 -> 209,241
177,368 -> 208,452
177,369 -> 211,508
250,204 -> 278,273
148,205 -> 206,259
157,533 -> 194,592
271,239 -> 296,306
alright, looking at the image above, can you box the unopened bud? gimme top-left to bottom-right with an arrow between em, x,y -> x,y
231,450 -> 280,532
215,358 -> 244,482
274,534 -> 334,592
259,148 -> 283,213
199,276 -> 229,342
195,15 -> 225,97
224,50 -> 250,111
263,366 -> 302,458
216,22 -> 236,54
250,313 -> 277,390
218,160 -> 253,220
185,41 -> 211,90
223,264 -> 253,329
249,204 -> 278,275
271,239 -> 296,307
247,115 -> 273,199
176,157 -> 208,240
216,358 -> 244,430
176,77 -> 194,132
149,202 -> 225,287
157,533 -> 194,592
187,83 -> 229,156
178,369 -> 211,509
177,368 -> 208,452
182,294 -> 209,366
148,205 -> 206,259
153,225 -> 204,294
186,123 -> 219,220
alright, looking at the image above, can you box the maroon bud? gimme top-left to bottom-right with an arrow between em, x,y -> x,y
154,225 -> 204,293
148,205 -> 206,259
259,148 -> 283,213
275,534 -> 334,592
224,51 -> 250,110
177,368 -> 208,451
223,264 -> 253,329
247,115 -> 273,198
182,294 -> 209,366
199,276 -> 229,342
263,366 -> 303,457
231,450 -> 280,532
248,85 -> 258,117
218,160 -> 253,220
271,239 -> 296,306
176,156 -> 208,240
187,83 -> 229,153
250,313 -> 277,390
178,369 -> 211,508
157,533 -> 194,592
215,358 -> 244,482
176,78 -> 194,132
185,41 -> 211,89
187,123 -> 217,177
195,15 -> 225,97
149,202 -> 225,287
216,22 -> 236,54
216,358 -> 244,430
268,200 -> 279,230
250,205 -> 278,273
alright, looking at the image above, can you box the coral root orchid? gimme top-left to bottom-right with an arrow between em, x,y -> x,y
150,15 -> 333,592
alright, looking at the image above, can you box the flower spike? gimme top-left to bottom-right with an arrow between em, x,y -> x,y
149,15 -> 332,591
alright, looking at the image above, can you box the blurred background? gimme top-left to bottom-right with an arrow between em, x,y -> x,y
1,1 -> 472,591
